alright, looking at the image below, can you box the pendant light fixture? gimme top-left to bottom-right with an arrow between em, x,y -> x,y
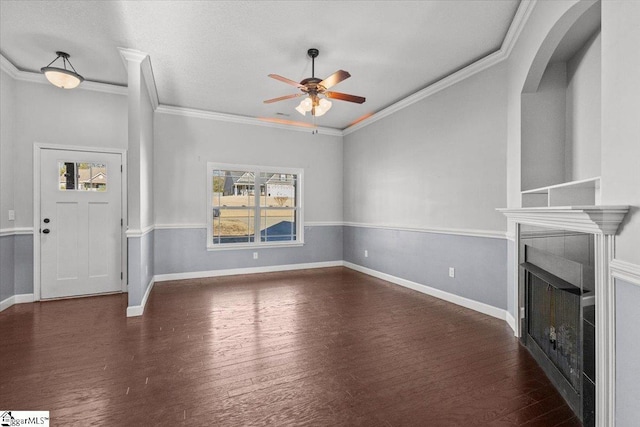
41,51 -> 84,89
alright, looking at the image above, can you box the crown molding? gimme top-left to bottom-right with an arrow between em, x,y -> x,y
0,54 -> 20,79
1,53 -> 127,96
343,0 -> 537,136
156,105 -> 344,137
117,48 -> 159,110
501,0 -> 538,57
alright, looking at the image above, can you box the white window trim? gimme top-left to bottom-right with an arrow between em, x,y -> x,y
206,162 -> 304,250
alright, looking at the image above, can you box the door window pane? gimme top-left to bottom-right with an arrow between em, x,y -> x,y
59,162 -> 107,191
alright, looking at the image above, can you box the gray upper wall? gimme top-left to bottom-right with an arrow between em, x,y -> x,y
154,112 -> 344,226
343,61 -> 508,234
8,77 -> 128,230
1,70 -> 15,231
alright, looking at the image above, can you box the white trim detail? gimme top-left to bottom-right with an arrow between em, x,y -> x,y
126,277 -> 155,317
343,221 -> 507,240
1,54 -> 127,96
126,225 -> 155,238
505,311 -> 517,333
343,261 -> 508,321
0,293 -> 34,312
154,261 -> 344,282
610,259 -> 640,287
156,105 -> 344,137
0,228 -> 35,237
149,221 -> 503,240
498,206 -> 630,235
117,48 -> 159,110
501,0 -> 538,57
305,221 -> 344,227
154,223 -> 207,230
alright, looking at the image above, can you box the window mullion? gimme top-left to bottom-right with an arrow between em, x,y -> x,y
254,170 -> 261,244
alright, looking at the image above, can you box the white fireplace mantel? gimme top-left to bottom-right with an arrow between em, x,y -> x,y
497,205 -> 630,235
498,204 -> 630,427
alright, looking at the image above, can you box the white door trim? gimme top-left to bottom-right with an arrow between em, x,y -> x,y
33,143 -> 128,301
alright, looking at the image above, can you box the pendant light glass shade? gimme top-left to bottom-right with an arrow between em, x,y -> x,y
295,96 -> 331,117
295,97 -> 313,116
314,98 -> 332,117
41,51 -> 84,89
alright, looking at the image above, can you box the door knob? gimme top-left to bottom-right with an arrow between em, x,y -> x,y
44,218 -> 50,223
42,229 -> 50,234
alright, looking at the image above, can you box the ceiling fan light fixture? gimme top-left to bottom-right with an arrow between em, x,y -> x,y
295,103 -> 307,116
41,51 -> 84,89
313,98 -> 332,117
296,97 -> 313,116
265,48 -> 364,119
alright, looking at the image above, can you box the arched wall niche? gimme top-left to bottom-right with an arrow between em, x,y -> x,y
521,1 -> 602,197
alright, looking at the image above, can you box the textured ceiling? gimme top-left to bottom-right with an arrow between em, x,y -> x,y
0,1 -> 521,130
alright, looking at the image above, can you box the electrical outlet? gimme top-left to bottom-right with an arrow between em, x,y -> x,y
364,250 -> 368,258
449,267 -> 455,278
253,252 -> 258,260
8,210 -> 15,221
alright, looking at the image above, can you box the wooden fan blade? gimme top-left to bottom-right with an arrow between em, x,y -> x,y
325,91 -> 366,104
320,70 -> 350,90
263,93 -> 304,104
268,74 -> 304,88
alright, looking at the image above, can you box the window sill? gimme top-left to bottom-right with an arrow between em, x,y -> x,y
206,241 -> 305,251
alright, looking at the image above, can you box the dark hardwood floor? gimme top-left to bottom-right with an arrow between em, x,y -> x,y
1,267 -> 581,426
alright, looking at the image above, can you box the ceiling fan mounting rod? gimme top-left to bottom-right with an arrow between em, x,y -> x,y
308,48 -> 319,78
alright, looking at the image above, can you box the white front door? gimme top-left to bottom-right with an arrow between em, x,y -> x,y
40,148 -> 123,299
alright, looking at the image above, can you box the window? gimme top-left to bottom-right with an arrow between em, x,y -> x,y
58,162 -> 107,191
207,163 -> 303,249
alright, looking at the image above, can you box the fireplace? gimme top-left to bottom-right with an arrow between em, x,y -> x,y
520,228 -> 595,425
499,205 -> 629,426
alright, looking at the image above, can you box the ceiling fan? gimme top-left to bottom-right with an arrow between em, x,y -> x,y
264,48 -> 366,117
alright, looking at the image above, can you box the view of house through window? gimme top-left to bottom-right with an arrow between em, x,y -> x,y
208,164 -> 301,247
58,162 -> 107,191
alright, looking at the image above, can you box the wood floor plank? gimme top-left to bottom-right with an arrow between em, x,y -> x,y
0,267 -> 581,426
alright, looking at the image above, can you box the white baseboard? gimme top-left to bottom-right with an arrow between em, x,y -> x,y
126,277 -> 155,317
0,293 -> 34,312
153,260 -> 344,282
505,311 -> 517,334
343,261 -> 509,322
